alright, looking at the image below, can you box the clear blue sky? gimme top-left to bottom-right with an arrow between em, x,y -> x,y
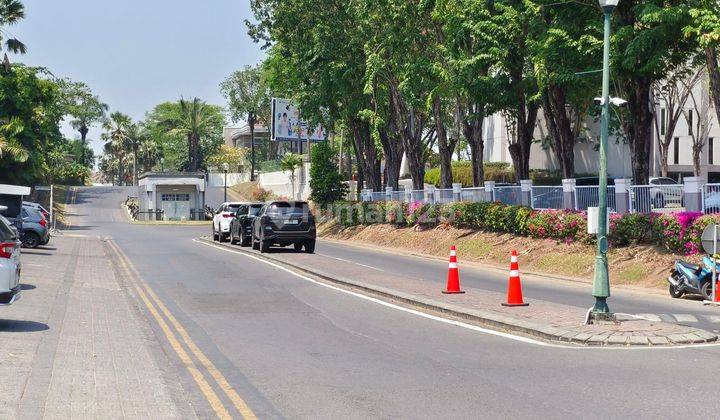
15,0 -> 265,155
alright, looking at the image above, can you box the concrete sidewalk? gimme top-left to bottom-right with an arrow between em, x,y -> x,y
200,238 -> 718,347
0,234 -> 193,419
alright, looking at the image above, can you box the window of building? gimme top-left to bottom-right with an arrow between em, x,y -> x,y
673,137 -> 680,165
710,138 -> 715,165
688,110 -> 693,136
660,108 -> 666,135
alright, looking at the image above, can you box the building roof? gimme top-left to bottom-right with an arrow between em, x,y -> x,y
0,184 -> 32,196
138,172 -> 205,180
230,123 -> 269,140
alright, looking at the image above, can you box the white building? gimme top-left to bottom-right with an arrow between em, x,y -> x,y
483,73 -> 720,181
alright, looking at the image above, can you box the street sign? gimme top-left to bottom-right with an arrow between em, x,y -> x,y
701,224 -> 718,255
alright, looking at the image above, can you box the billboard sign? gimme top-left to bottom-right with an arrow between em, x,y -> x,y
271,98 -> 327,142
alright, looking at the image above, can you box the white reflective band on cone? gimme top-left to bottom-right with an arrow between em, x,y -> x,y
450,250 -> 457,256
511,256 -> 518,263
510,270 -> 519,277
449,262 -> 458,269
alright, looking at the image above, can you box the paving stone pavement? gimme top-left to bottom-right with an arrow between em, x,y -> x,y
208,239 -> 720,347
0,234 -> 195,419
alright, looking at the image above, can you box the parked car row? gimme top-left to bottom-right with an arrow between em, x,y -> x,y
212,201 -> 316,253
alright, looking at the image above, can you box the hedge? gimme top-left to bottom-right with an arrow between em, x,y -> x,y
424,161 -> 596,187
319,201 -> 717,256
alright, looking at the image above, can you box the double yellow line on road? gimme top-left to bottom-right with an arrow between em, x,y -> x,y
106,239 -> 257,419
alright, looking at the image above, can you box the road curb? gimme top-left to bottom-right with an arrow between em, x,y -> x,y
198,237 -> 718,347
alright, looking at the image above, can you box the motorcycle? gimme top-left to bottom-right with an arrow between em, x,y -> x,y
667,256 -> 718,300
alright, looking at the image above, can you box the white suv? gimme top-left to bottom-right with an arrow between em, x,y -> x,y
212,202 -> 243,242
0,212 -> 21,305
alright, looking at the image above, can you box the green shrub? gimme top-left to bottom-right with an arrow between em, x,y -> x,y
424,161 -> 516,187
526,210 -> 588,243
309,142 -> 349,205
608,213 -> 654,246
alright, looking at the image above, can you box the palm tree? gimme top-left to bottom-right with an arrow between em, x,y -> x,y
280,153 -> 304,200
164,97 -> 213,172
101,112 -> 131,185
0,0 -> 27,70
0,117 -> 28,162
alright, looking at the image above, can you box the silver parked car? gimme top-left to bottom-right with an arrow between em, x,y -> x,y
0,209 -> 21,305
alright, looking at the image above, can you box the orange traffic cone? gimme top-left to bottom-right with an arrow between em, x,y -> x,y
715,280 -> 720,303
502,250 -> 529,307
442,246 -> 465,294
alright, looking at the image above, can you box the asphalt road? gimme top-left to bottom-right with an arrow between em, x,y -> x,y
67,186 -> 720,418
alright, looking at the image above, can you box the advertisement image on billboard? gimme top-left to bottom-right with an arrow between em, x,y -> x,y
271,98 -> 327,142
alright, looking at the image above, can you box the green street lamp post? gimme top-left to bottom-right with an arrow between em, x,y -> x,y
592,0 -> 619,320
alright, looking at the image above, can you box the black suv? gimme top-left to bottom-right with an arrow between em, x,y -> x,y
229,203 -> 263,246
252,201 -> 316,253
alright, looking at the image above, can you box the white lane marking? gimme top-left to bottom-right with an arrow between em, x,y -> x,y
673,314 -> 699,323
636,314 -> 662,322
705,315 -> 720,323
194,239 -> 720,351
316,253 -> 387,273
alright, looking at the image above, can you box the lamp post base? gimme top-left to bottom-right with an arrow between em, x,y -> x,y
590,297 -> 615,323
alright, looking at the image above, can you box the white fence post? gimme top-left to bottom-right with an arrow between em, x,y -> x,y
613,179 -> 631,214
425,186 -> 436,204
452,183 -> 463,202
484,181 -> 495,202
562,178 -> 576,210
520,179 -> 533,207
684,177 -> 703,212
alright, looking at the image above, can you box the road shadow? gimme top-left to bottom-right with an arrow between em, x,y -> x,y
20,284 -> 36,291
21,251 -> 52,256
266,248 -> 307,254
37,246 -> 57,251
0,320 -> 49,332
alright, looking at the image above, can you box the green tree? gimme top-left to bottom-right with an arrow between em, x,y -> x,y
250,0 -> 384,191
206,144 -> 248,172
0,0 -> 26,69
0,117 -> 27,162
0,65 -> 66,185
533,0 -> 602,178
220,64 -> 271,181
280,152 -> 303,199
59,80 -> 107,147
156,98 -> 225,172
685,0 -> 720,133
309,142 -> 347,205
101,112 -> 132,185
613,0 -> 697,184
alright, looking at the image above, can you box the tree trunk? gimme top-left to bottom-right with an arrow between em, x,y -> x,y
624,77 -> 653,184
510,101 -> 539,181
388,78 -> 425,189
693,145 -> 702,176
432,96 -> 454,188
378,126 -> 403,190
542,85 -> 575,178
249,115 -> 256,181
348,117 -> 381,191
133,145 -> 138,186
707,46 -> 720,133
462,103 -> 485,187
659,145 -> 669,177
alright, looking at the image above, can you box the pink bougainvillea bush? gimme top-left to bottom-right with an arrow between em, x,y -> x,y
327,200 -> 714,255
